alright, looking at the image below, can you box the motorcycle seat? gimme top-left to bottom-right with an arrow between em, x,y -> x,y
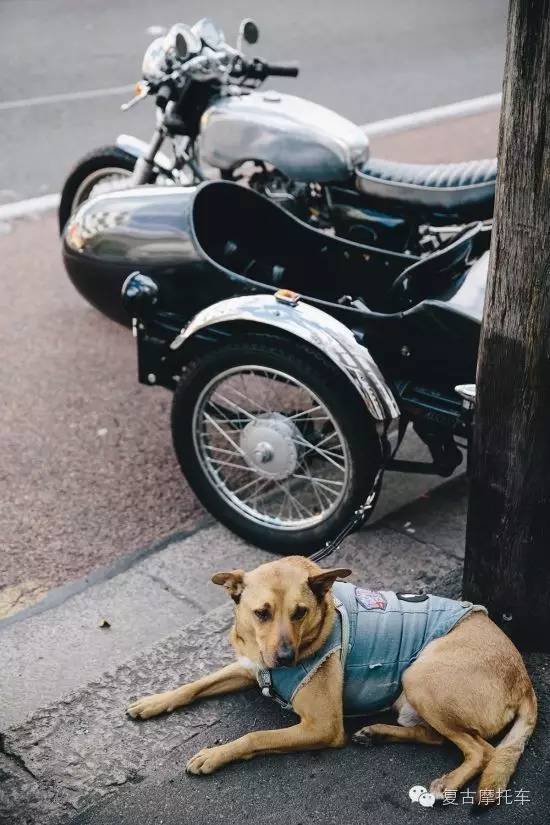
356,157 -> 497,217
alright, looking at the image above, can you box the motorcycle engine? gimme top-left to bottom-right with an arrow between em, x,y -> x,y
230,161 -> 317,223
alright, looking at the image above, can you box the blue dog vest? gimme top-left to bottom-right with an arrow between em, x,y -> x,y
257,581 -> 484,716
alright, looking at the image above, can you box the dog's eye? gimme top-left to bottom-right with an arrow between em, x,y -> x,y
254,608 -> 271,622
291,605 -> 308,621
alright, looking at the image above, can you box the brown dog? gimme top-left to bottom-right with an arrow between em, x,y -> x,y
127,556 -> 536,805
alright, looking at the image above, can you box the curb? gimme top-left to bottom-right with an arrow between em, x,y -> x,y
363,91 -> 501,136
0,516 -> 213,631
1,468 -> 466,631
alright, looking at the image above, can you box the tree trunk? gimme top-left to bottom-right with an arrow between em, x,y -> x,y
463,0 -> 550,650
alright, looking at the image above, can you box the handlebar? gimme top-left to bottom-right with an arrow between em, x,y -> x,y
234,57 -> 300,81
134,51 -> 300,111
261,62 -> 299,78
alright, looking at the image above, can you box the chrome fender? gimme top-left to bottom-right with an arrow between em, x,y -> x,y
116,134 -> 173,174
170,294 -> 399,424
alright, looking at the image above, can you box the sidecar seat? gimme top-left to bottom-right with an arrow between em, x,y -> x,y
356,157 -> 497,219
388,222 -> 482,312
222,240 -> 287,284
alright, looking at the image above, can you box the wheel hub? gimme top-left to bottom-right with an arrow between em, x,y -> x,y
240,413 -> 299,480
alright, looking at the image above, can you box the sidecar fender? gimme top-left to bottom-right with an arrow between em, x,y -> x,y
116,134 -> 173,174
170,294 -> 400,424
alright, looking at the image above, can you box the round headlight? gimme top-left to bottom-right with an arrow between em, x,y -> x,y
164,24 -> 201,62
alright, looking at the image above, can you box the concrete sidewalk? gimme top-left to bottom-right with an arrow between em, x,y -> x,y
1,475 -> 548,825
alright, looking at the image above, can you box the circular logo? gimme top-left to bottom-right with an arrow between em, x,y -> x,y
409,785 -> 427,802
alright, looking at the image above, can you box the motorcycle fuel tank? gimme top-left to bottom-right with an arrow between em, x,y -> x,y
199,91 -> 369,183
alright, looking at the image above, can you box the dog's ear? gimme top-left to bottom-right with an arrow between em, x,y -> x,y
211,570 -> 246,603
308,567 -> 352,598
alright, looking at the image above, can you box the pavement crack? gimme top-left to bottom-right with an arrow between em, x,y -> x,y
139,571 -> 206,613
382,524 -> 464,562
0,732 -> 37,780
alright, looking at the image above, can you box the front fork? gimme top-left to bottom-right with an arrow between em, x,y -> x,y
130,126 -> 206,186
130,127 -> 167,185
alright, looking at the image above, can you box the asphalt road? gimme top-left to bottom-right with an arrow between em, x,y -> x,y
0,212 -> 205,613
0,0 -> 506,201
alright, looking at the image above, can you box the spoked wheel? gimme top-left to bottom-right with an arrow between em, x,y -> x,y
58,146 -> 144,232
171,336 -> 383,554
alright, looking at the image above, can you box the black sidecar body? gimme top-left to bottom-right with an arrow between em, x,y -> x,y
63,181 -> 486,552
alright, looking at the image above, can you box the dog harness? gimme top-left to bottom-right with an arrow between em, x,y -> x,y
256,581 -> 485,716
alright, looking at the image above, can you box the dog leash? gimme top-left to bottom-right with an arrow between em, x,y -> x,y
308,467 -> 383,564
258,425 -> 407,709
309,416 -> 408,565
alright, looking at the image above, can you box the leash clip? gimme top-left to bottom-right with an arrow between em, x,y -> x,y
308,468 -> 383,564
257,667 -> 293,710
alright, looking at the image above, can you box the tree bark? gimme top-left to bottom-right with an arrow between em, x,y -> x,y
463,0 -> 550,650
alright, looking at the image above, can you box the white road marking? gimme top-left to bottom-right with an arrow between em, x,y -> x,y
362,91 -> 501,136
0,84 -> 135,112
0,193 -> 61,221
0,91 -> 501,222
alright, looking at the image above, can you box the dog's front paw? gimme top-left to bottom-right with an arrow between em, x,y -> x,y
352,726 -> 376,747
429,776 -> 455,801
186,746 -> 227,776
126,691 -> 175,719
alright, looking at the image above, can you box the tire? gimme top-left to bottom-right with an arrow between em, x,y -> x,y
171,335 -> 383,555
58,146 -> 143,233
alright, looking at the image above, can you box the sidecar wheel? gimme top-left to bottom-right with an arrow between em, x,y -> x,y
171,336 -> 383,555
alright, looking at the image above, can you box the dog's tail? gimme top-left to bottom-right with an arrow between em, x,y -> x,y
476,685 -> 537,805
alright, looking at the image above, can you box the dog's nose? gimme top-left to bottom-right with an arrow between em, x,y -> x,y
275,643 -> 295,667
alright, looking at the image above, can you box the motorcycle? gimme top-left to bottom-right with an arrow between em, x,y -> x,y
63,179 -> 483,553
59,16 -> 496,255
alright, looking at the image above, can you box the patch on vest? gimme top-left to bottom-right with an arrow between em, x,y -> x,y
356,588 -> 387,610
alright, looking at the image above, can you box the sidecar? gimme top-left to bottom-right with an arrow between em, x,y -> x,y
63,181 -> 486,553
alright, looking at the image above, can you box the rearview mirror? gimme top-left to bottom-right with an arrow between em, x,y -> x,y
238,18 -> 259,49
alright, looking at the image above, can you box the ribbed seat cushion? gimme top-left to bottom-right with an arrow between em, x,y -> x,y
356,157 -> 497,216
